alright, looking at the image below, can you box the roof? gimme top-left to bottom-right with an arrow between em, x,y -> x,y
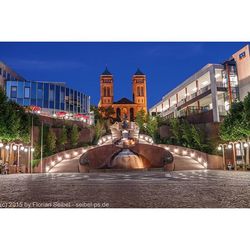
101,66 -> 112,75
134,68 -> 145,76
113,97 -> 135,104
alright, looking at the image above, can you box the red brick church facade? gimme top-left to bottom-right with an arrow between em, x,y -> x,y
98,67 -> 147,121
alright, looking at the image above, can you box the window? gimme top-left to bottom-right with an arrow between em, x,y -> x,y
3,70 -> 6,78
107,87 -> 110,97
11,86 -> 17,98
0,68 -> 2,75
24,87 -> 30,98
141,87 -> 144,96
239,51 -> 246,60
137,86 -> 140,96
49,89 -> 54,101
104,87 -> 107,97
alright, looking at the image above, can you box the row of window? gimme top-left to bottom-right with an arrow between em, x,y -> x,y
137,86 -> 144,96
7,81 -> 90,114
0,68 -> 19,81
103,86 -> 111,97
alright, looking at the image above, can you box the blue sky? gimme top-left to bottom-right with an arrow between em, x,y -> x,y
0,42 -> 247,108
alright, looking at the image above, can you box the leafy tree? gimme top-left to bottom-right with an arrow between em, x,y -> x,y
135,109 -> 147,133
219,101 -> 245,141
145,115 -> 158,141
0,89 -> 31,143
57,125 -> 68,151
70,124 -> 79,148
92,120 -> 105,144
46,128 -> 57,155
169,118 -> 182,145
181,121 -> 193,147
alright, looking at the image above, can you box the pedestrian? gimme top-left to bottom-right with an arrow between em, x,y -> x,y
4,163 -> 9,175
227,161 -> 232,171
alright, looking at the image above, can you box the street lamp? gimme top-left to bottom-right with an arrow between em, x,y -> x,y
218,144 -> 227,170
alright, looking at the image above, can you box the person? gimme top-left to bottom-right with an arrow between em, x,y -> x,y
4,163 -> 9,174
227,161 -> 232,171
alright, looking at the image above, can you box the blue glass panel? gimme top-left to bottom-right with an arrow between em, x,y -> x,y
23,99 -> 30,106
17,98 -> 23,105
37,99 -> 43,108
60,103 -> 65,110
31,99 -> 36,106
31,82 -> 37,99
55,85 -> 60,109
44,83 -> 49,108
17,82 -> 24,98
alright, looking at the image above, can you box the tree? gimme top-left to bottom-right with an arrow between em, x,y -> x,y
169,118 -> 182,145
181,121 -> 193,148
57,125 -> 68,151
46,128 -> 57,155
70,124 -> 79,148
145,115 -> 158,141
0,89 -> 31,143
92,120 -> 105,144
135,109 -> 147,133
219,101 -> 245,141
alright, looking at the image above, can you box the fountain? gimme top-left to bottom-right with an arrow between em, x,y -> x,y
78,120 -> 174,172
111,149 -> 144,169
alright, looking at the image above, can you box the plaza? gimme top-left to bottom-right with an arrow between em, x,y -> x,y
1,170 -> 250,208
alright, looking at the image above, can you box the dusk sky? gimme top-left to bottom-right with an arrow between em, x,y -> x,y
0,42 -> 247,108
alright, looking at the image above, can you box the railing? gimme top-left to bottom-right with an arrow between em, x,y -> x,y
158,144 -> 223,169
138,134 -> 154,144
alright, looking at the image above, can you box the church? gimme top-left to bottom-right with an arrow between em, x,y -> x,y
98,67 -> 147,121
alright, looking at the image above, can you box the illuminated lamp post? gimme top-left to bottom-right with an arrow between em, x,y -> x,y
217,144 -> 227,170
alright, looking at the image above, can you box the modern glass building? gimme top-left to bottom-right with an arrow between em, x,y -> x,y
6,80 -> 90,115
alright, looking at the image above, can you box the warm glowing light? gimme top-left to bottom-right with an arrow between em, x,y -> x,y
165,146 -> 170,150
244,142 -> 248,148
228,144 -> 232,149
46,166 -> 50,172
73,151 -> 78,156
31,148 -> 35,152
107,136 -> 111,140
13,145 -> 17,151
236,143 -> 240,149
198,157 -> 202,162
51,161 -> 55,167
190,152 -> 195,157
5,145 -> 10,150
182,150 -> 187,155
0,143 -> 3,148
203,162 -> 208,168
57,156 -> 62,161
217,146 -> 222,151
24,148 -> 28,152
20,146 -> 25,151
53,113 -> 56,117
82,149 -> 86,153
140,135 -> 143,139
65,153 -> 70,159
174,148 -> 179,153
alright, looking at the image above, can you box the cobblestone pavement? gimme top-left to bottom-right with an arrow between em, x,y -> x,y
1,170 -> 250,208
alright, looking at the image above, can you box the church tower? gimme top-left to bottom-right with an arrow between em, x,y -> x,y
132,68 -> 147,113
99,66 -> 114,108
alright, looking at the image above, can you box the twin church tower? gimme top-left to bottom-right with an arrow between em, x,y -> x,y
98,67 -> 147,121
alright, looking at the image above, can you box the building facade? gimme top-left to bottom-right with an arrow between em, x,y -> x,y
149,45 -> 250,123
98,67 -> 147,121
0,61 -> 25,89
1,61 -> 92,124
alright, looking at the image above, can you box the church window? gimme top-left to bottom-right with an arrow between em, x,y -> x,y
104,87 -> 107,97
